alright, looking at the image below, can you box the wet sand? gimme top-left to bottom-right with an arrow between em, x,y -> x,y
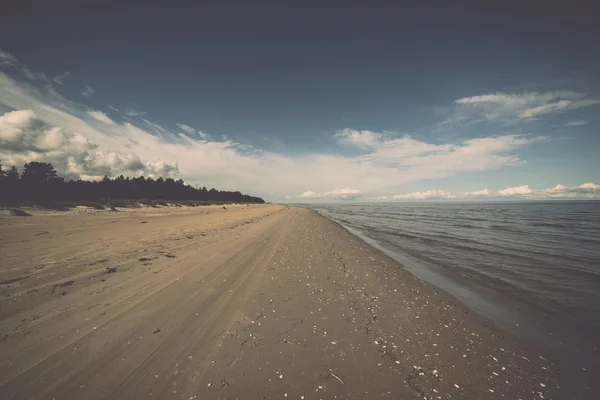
0,205 -> 579,399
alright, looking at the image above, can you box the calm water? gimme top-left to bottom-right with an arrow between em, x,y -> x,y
306,201 -> 600,360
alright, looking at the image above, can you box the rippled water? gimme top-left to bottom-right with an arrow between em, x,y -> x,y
305,201 -> 600,355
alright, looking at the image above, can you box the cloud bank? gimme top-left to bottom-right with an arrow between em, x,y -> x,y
289,188 -> 362,200
359,183 -> 599,201
0,53 -> 593,201
1,68 -> 548,198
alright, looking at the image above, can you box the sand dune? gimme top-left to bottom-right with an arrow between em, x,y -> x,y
0,205 -> 566,399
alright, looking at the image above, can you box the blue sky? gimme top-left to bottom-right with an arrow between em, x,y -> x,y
1,1 -> 599,201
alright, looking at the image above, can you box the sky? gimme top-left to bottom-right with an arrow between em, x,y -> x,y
1,0 -> 599,202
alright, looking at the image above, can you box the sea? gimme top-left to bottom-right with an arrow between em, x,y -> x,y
304,201 -> 600,369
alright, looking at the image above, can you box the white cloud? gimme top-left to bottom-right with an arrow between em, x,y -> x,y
53,71 -> 70,85
335,128 -> 383,148
0,109 -> 177,180
534,183 -> 600,198
462,189 -> 490,196
579,182 -> 599,190
287,188 -> 362,200
0,109 -> 36,136
497,185 -> 534,196
323,188 -> 362,199
392,190 -> 455,200
378,183 -> 600,201
542,184 -> 567,194
300,191 -> 320,198
82,85 -> 94,97
445,91 -> 599,125
564,120 -> 588,127
87,110 -> 116,125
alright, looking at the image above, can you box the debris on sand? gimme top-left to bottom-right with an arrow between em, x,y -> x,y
0,275 -> 29,286
51,280 -> 74,294
141,221 -> 148,224
153,328 -> 161,334
105,266 -> 118,274
329,370 -> 345,385
89,259 -> 109,266
222,206 -> 227,210
138,256 -> 154,262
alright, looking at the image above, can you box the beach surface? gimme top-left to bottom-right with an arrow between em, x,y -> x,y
0,205 -> 575,399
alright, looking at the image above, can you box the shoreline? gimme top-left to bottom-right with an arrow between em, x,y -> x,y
309,205 -> 599,390
312,208 -> 592,339
0,205 -> 588,398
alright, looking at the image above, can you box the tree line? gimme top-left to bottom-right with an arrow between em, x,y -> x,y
0,161 -> 265,206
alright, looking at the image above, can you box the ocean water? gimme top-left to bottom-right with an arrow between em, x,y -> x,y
306,201 -> 600,360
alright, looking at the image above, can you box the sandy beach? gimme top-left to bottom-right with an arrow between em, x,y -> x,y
0,205 -> 574,399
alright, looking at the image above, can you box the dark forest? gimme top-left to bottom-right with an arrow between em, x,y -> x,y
0,161 -> 265,207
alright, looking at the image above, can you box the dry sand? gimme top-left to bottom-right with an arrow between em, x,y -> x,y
0,205 -> 576,399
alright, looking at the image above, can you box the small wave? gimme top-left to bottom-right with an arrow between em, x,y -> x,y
454,223 -> 477,229
489,224 -> 524,234
530,222 -> 570,228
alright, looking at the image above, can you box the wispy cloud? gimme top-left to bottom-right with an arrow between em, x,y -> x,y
443,91 -> 600,126
1,50 -> 68,99
176,123 -> 195,135
87,110 -> 116,125
563,120 -> 588,127
141,118 -> 166,132
176,123 -> 211,140
124,108 -> 146,117
81,85 -> 94,97
53,71 -> 70,85
22,67 -> 50,83
0,50 -> 18,68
